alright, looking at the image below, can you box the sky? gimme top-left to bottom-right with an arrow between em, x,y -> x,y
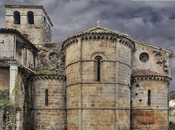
0,0 -> 175,90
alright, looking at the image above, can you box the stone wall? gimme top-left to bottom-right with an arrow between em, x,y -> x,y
35,42 -> 65,76
64,30 -> 134,130
131,78 -> 169,130
16,41 -> 35,70
0,68 -> 9,91
0,33 -> 15,60
5,6 -> 52,45
132,40 -> 172,77
131,39 -> 172,130
29,76 -> 66,130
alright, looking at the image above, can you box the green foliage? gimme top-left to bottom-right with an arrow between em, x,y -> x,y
169,121 -> 175,130
169,53 -> 173,58
43,43 -> 56,48
35,68 -> 49,74
131,70 -> 139,75
36,67 -> 64,75
13,75 -> 18,97
170,90 -> 175,100
0,90 -> 11,107
102,30 -> 108,33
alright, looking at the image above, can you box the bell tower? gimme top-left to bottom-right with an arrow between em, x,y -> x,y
5,5 -> 53,45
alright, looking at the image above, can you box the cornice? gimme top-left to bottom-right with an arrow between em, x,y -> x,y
132,76 -> 171,83
62,32 -> 135,52
29,74 -> 66,81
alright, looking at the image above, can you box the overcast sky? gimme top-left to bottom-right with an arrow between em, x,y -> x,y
0,0 -> 175,90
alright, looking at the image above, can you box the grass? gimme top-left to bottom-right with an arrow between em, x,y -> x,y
169,115 -> 175,117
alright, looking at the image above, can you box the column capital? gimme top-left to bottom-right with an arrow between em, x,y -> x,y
9,63 -> 18,71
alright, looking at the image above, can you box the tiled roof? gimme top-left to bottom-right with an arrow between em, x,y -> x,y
0,28 -> 39,52
68,25 -> 130,38
132,70 -> 169,78
0,61 -> 9,67
4,5 -> 53,27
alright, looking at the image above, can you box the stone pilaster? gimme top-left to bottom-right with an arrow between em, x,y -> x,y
9,64 -> 18,104
16,108 -> 22,130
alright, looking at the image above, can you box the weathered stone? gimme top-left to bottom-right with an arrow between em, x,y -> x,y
0,4 -> 173,130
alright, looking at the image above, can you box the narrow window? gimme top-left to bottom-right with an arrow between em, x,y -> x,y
44,17 -> 46,22
25,48 -> 27,66
33,52 -> 36,71
95,56 -> 102,81
148,90 -> 151,106
97,60 -> 100,81
14,11 -> 20,24
45,89 -> 48,106
27,11 -> 34,24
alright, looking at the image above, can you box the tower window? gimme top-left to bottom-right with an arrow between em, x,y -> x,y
27,11 -> 34,24
95,56 -> 102,81
45,89 -> 48,106
14,11 -> 20,24
148,90 -> 151,106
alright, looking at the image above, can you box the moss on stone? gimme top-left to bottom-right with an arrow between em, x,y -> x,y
36,67 -> 64,75
0,89 -> 12,109
43,43 -> 56,48
13,75 -> 18,97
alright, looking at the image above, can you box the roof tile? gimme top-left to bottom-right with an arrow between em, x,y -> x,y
132,70 -> 167,77
0,61 -> 9,67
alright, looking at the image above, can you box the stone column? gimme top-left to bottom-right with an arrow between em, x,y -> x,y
9,64 -> 18,104
16,108 -> 21,130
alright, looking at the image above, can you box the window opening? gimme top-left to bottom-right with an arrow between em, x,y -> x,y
14,11 -> 20,24
27,11 -> 34,24
148,90 -> 151,106
95,56 -> 102,81
139,52 -> 149,62
45,89 -> 48,106
49,53 -> 58,62
44,17 -> 46,22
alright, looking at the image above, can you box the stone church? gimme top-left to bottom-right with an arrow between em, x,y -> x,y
0,4 -> 173,130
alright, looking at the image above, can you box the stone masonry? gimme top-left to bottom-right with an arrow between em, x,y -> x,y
0,4 -> 173,130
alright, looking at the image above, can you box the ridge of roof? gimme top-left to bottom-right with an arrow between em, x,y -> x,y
0,28 -> 39,52
68,25 -> 130,38
131,38 -> 174,53
4,4 -> 53,27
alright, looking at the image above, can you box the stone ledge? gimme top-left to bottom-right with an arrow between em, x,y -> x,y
66,60 -> 131,69
29,74 -> 66,81
66,82 -> 130,87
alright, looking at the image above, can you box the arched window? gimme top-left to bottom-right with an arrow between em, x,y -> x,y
27,11 -> 34,24
95,56 -> 102,81
148,90 -> 151,106
14,11 -> 20,24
